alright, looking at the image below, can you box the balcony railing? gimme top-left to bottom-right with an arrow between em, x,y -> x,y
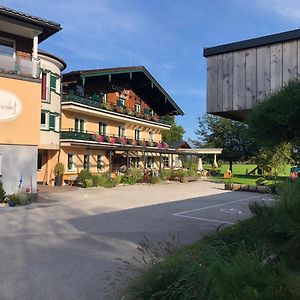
60,129 -> 170,149
62,92 -> 171,125
0,55 -> 40,78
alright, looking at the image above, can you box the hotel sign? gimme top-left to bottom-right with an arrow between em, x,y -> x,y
0,90 -> 22,122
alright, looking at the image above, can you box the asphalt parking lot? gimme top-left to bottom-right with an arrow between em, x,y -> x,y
0,181 -> 270,300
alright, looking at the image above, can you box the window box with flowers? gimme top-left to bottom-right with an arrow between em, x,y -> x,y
110,137 -> 116,144
147,140 -> 154,147
137,139 -> 145,147
151,115 -> 160,122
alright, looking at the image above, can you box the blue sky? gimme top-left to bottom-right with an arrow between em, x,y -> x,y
2,0 -> 300,139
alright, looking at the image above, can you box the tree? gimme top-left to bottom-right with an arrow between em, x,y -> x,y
162,116 -> 185,143
255,143 -> 291,178
193,114 -> 258,170
247,80 -> 300,148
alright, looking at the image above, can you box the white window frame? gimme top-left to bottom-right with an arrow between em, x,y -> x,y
55,115 -> 60,132
135,103 -> 141,113
135,129 -> 140,140
149,131 -> 154,141
163,156 -> 169,168
41,111 -> 49,129
67,154 -> 75,171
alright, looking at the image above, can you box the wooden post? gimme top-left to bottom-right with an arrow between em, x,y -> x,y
126,151 -> 129,173
159,153 -> 162,176
109,150 -> 113,176
171,154 -> 174,174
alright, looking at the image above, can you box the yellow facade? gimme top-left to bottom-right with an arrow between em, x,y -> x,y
61,110 -> 163,142
0,77 -> 41,145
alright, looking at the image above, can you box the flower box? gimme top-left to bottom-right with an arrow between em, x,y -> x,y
144,114 -> 151,121
137,139 -> 145,146
116,106 -> 124,113
158,143 -> 163,149
152,115 -> 159,122
98,135 -> 105,143
110,137 -> 116,144
163,142 -> 169,150
147,140 -> 154,147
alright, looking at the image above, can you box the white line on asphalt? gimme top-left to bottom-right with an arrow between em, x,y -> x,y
173,195 -> 261,216
173,214 -> 235,225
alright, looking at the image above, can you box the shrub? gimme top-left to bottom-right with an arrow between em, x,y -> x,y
0,181 -> 5,201
128,168 -> 143,182
162,169 -> 172,180
173,169 -> 188,180
54,162 -> 65,176
85,178 -> 93,188
255,177 -> 266,186
77,169 -> 92,187
9,191 -> 33,206
121,175 -> 137,185
150,176 -> 161,184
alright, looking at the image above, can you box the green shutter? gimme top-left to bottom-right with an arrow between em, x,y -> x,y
49,113 -> 56,130
75,118 -> 79,131
50,74 -> 57,91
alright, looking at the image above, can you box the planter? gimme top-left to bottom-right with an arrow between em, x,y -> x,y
98,135 -> 105,143
224,183 -> 233,190
232,183 -> 241,191
122,138 -> 127,145
240,184 -> 249,191
163,142 -> 169,150
115,137 -> 123,144
110,137 -> 116,144
158,143 -> 163,149
54,175 -> 63,186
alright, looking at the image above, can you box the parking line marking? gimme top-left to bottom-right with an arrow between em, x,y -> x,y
173,214 -> 235,225
173,195 -> 261,216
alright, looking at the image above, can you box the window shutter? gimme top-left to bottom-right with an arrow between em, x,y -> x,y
50,74 -> 57,91
49,113 -> 56,130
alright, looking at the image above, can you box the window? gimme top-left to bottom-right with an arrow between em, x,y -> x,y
163,156 -> 169,168
99,122 -> 107,135
0,38 -> 14,56
149,131 -> 154,141
135,129 -> 140,140
146,156 -> 154,168
118,126 -> 126,137
135,103 -> 141,113
101,93 -> 107,103
97,155 -> 103,170
37,151 -> 43,171
75,118 -> 85,132
149,108 -> 154,116
41,72 -> 47,100
41,111 -> 48,129
118,98 -> 125,106
83,154 -> 89,169
50,74 -> 57,91
67,154 -> 74,171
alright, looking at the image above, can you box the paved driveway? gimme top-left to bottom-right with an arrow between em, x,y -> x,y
0,181 -> 270,300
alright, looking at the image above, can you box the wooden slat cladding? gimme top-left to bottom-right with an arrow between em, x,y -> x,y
206,39 -> 300,117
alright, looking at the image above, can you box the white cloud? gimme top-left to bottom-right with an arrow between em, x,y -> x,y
257,0 -> 300,21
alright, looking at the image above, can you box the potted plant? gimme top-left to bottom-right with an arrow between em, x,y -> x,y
110,136 -> 116,144
144,114 -> 151,121
152,115 -> 159,122
163,142 -> 169,150
147,140 -> 154,147
54,162 -> 65,186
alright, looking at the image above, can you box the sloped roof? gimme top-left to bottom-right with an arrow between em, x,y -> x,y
0,6 -> 62,42
64,66 -> 184,115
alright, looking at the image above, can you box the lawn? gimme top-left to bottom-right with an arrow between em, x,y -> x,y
125,180 -> 300,299
203,163 -> 291,185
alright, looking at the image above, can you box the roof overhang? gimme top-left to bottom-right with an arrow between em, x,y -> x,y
203,28 -> 300,57
63,66 -> 184,116
0,6 -> 62,42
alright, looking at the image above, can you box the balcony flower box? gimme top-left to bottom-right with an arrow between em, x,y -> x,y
110,137 -> 116,144
116,106 -> 124,113
100,102 -> 110,110
147,140 -> 154,147
158,143 -> 163,149
137,139 -> 145,147
115,137 -> 123,144
163,142 -> 169,150
98,135 -> 105,143
122,138 -> 128,145
151,115 -> 160,122
144,114 -> 152,121
127,109 -> 134,116
134,111 -> 142,118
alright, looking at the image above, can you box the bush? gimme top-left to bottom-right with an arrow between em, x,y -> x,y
162,169 -> 172,180
77,169 -> 92,187
124,179 -> 300,299
9,191 -> 33,206
54,162 -> 65,176
121,175 -> 137,185
128,168 -> 143,182
0,181 -> 5,201
85,178 -> 93,188
173,169 -> 188,180
150,176 -> 161,184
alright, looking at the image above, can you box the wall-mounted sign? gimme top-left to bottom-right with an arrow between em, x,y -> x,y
0,90 -> 22,122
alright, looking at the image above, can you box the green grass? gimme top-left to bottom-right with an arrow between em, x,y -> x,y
203,163 -> 291,185
124,180 -> 300,299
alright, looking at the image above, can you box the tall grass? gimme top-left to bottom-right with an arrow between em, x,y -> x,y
123,180 -> 300,299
